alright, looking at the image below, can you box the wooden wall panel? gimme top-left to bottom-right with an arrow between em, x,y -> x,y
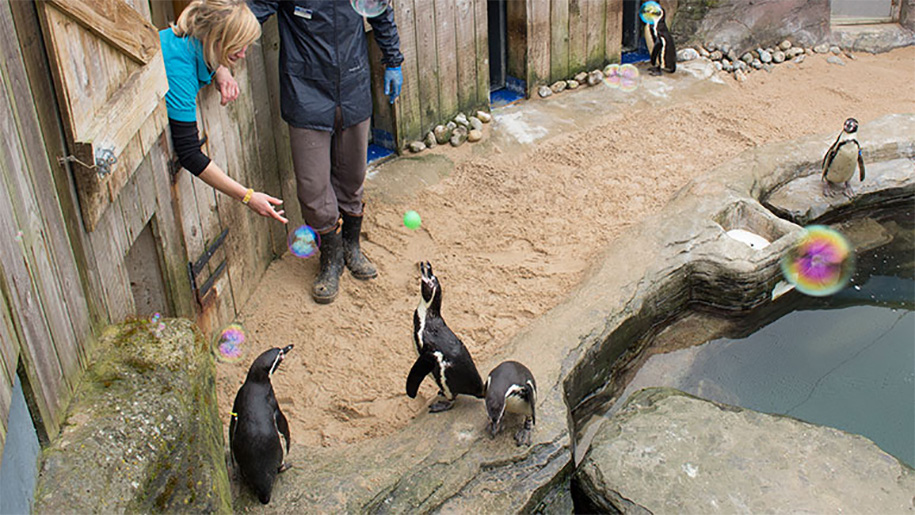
568,0 -> 588,73
528,0 -> 551,86
506,0 -> 528,82
605,0 -> 624,63
413,0 -> 439,134
586,0 -> 607,69
436,0 -> 459,119
472,0 -> 490,108
393,0 -> 422,147
551,0 -> 571,81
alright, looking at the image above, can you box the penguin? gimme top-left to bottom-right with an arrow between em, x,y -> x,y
407,261 -> 485,412
485,361 -> 537,446
822,117 -> 865,198
229,344 -> 293,504
641,1 -> 677,76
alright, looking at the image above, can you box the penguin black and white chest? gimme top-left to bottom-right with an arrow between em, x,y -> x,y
822,117 -> 865,198
485,361 -> 537,446
641,1 -> 676,75
229,345 -> 293,504
407,262 -> 485,412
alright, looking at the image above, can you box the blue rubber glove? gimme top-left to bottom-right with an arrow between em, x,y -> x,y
384,66 -> 403,104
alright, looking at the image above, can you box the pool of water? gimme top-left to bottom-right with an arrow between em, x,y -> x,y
606,207 -> 915,467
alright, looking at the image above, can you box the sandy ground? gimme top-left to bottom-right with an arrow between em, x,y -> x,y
216,47 -> 915,448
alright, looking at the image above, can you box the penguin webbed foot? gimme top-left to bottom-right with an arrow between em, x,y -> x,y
648,67 -> 662,76
514,417 -> 534,446
842,183 -> 855,199
429,398 -> 454,413
278,462 -> 292,474
822,181 -> 840,198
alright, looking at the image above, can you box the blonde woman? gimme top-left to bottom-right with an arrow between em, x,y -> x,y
160,0 -> 286,223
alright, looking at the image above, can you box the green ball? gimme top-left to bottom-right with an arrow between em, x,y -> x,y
403,210 -> 422,230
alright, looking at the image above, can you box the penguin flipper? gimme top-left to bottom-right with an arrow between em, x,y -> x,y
822,133 -> 842,177
857,150 -> 866,181
275,408 -> 290,457
406,352 -> 437,398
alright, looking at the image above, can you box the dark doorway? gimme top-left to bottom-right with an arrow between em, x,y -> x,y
488,0 -> 507,91
621,0 -> 650,62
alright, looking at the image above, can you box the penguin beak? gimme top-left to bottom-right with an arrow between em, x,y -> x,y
270,345 -> 293,376
489,417 -> 501,439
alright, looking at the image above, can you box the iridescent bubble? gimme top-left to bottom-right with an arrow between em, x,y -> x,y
620,64 -> 641,92
350,0 -> 389,17
603,64 -> 621,89
780,225 -> 855,297
214,323 -> 246,363
640,1 -> 663,25
287,225 -> 319,259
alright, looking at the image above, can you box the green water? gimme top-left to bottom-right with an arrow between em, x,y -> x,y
615,208 -> 915,467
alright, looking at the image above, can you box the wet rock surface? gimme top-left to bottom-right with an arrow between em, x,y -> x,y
33,319 -> 230,514
576,388 -> 915,514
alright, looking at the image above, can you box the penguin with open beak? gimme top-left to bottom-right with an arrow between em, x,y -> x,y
407,262 -> 485,412
229,344 -> 293,504
486,361 -> 537,446
822,117 -> 865,198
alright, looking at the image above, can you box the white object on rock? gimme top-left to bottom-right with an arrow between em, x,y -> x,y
726,229 -> 770,249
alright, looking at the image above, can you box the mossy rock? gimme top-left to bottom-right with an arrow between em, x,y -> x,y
33,318 -> 231,514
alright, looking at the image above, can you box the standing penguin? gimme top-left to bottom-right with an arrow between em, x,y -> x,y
641,1 -> 676,76
485,361 -> 537,446
407,262 -> 485,412
229,345 -> 294,504
822,117 -> 866,198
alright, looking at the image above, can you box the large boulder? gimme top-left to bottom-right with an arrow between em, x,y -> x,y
576,388 -> 915,514
33,319 -> 231,513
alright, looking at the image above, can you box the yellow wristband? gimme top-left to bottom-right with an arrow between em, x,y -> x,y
242,188 -> 254,205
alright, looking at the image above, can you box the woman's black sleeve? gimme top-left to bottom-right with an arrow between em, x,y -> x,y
168,118 -> 211,176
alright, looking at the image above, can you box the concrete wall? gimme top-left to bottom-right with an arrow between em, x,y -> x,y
667,0 -> 830,53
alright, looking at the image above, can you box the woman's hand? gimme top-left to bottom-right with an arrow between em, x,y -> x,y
214,66 -> 239,105
246,191 -> 288,224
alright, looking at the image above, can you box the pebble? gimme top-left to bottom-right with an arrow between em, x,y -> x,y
678,48 -> 700,62
574,71 -> 588,83
722,59 -> 734,72
446,121 -> 457,131
424,131 -> 436,149
704,41 -> 717,52
602,64 -> 616,76
709,50 -> 723,61
567,79 -> 580,90
476,110 -> 492,123
826,55 -> 846,66
779,39 -> 792,50
727,49 -> 739,62
735,60 -> 748,71
469,116 -> 483,132
699,47 -> 710,58
714,61 -> 723,71
449,126 -> 468,147
830,45 -> 841,55
433,124 -> 450,145
734,69 -> 747,82
719,43 -> 731,55
741,52 -> 754,63
587,70 -> 604,86
467,129 -> 482,143
793,54 -> 806,64
843,51 -> 857,60
814,43 -> 830,53
759,49 -> 772,63
454,112 -> 469,128
751,58 -> 763,69
538,85 -> 553,98
763,63 -> 774,73
408,141 -> 426,153
772,50 -> 785,63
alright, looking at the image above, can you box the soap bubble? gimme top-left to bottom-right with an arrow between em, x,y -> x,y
351,0 -> 389,17
214,323 -> 246,363
287,225 -> 319,258
640,1 -> 663,25
603,64 -> 621,89
149,312 -> 165,338
620,64 -> 641,92
780,226 -> 855,297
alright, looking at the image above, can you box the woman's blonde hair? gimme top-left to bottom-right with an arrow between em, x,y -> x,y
171,0 -> 261,70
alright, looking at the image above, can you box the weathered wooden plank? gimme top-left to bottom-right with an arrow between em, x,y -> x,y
551,0 -> 571,82
45,0 -> 158,64
148,133 -> 195,318
505,0 -> 527,83
453,0 -> 476,114
9,2 -> 107,334
529,0 -> 551,86
435,0 -> 459,119
472,0 -> 489,108
568,0 -> 588,73
88,202 -> 134,322
604,0 -> 623,63
413,0 -> 439,134
117,157 -> 147,246
0,268 -> 20,398
392,0 -> 422,147
586,0 -> 607,69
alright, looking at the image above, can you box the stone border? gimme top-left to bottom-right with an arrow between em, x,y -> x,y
237,114 -> 914,512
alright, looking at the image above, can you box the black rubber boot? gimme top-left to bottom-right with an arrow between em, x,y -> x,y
312,227 -> 344,304
341,211 -> 377,280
